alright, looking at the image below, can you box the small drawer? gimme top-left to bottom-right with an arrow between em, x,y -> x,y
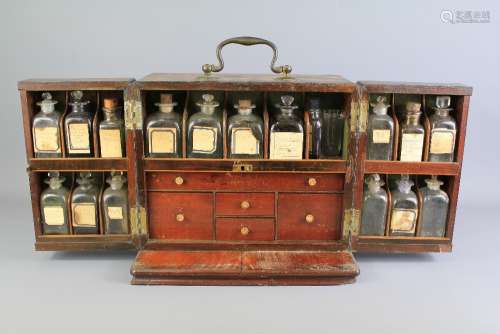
216,193 -> 274,216
277,193 -> 342,240
216,218 -> 274,241
148,192 -> 213,240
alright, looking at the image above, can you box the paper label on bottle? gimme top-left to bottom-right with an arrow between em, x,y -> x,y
99,129 -> 123,158
43,206 -> 65,226
269,132 -> 304,160
33,127 -> 60,153
192,126 -> 217,154
149,127 -> 176,154
232,128 -> 258,155
372,129 -> 391,144
72,203 -> 96,227
107,206 -> 123,220
430,130 -> 455,154
68,123 -> 90,153
390,208 -> 417,234
400,133 -> 424,162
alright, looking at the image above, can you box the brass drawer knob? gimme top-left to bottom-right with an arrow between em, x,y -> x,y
308,177 -> 317,186
305,214 -> 315,224
240,226 -> 250,236
174,176 -> 184,185
175,213 -> 185,222
240,200 -> 251,209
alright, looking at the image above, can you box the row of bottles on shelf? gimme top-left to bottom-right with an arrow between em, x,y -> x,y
40,171 -> 129,235
361,174 -> 449,237
367,95 -> 457,162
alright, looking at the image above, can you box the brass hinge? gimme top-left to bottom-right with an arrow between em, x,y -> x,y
130,205 -> 147,238
343,208 -> 361,240
232,161 -> 253,172
350,99 -> 368,133
124,99 -> 143,130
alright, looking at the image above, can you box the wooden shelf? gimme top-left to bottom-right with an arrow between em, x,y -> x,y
364,161 -> 460,176
29,158 -> 128,171
355,236 -> 452,253
35,234 -> 135,251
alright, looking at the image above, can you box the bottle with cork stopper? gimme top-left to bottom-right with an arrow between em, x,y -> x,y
399,101 -> 425,162
99,97 -> 125,158
227,99 -> 263,159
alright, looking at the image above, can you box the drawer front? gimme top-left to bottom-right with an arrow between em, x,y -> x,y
148,192 -> 213,240
216,218 -> 274,241
147,172 -> 343,192
277,193 -> 342,240
216,193 -> 275,216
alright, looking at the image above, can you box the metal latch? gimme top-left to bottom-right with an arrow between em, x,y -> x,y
232,161 -> 253,172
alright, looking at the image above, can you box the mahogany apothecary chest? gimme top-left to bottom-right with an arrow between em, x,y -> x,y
18,37 -> 472,285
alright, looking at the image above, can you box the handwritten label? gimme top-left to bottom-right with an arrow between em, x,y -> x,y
149,127 -> 176,154
269,132 -> 303,160
72,203 -> 96,227
107,206 -> 123,220
43,206 -> 65,226
390,208 -> 417,234
34,127 -> 60,153
430,130 -> 455,154
192,126 -> 217,153
372,129 -> 391,144
68,123 -> 90,153
99,129 -> 123,157
232,128 -> 258,155
400,133 -> 424,161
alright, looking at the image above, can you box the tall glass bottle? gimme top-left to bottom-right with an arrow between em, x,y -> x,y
418,176 -> 449,237
361,174 -> 388,236
145,93 -> 181,157
102,173 -> 129,234
32,92 -> 62,158
99,98 -> 125,158
367,96 -> 394,160
389,174 -> 418,236
187,94 -> 222,158
399,102 -> 425,162
71,172 -> 99,234
308,98 -> 322,159
321,109 -> 344,158
269,95 -> 304,160
227,99 -> 263,159
428,96 -> 457,162
64,91 -> 93,157
40,172 -> 69,234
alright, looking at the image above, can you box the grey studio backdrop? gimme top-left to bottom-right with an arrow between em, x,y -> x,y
1,1 -> 499,333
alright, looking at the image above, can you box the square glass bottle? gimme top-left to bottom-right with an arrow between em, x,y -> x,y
227,99 -> 263,159
40,172 -> 69,235
418,176 -> 449,237
71,172 -> 100,234
269,95 -> 304,160
361,174 -> 388,236
187,94 -> 223,158
64,91 -> 93,157
428,96 -> 457,162
308,98 -> 323,159
102,173 -> 129,234
367,96 -> 394,160
399,102 -> 425,162
389,174 -> 418,236
32,92 -> 63,158
145,94 -> 182,157
99,98 -> 125,158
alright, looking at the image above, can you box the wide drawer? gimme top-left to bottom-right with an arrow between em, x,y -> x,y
216,218 -> 275,241
216,193 -> 274,216
147,172 -> 344,192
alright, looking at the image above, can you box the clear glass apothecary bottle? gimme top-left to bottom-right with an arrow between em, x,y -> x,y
269,95 -> 304,160
32,92 -> 62,158
389,174 -> 418,236
418,176 -> 449,237
40,172 -> 69,234
102,173 -> 129,234
361,174 -> 388,236
399,102 -> 425,162
367,96 -> 394,160
145,93 -> 182,158
308,98 -> 323,159
428,96 -> 457,162
64,91 -> 93,157
187,94 -> 222,158
71,172 -> 99,234
99,98 -> 125,158
321,109 -> 344,158
227,99 -> 263,159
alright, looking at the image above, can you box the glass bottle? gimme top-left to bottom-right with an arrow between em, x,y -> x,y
145,93 -> 181,158
99,98 -> 125,158
308,98 -> 322,159
361,174 -> 388,236
32,92 -> 62,158
64,91 -> 93,157
367,96 -> 394,160
269,95 -> 304,160
40,172 -> 69,234
102,173 -> 129,234
418,176 -> 449,237
227,99 -> 263,159
187,94 -> 222,158
71,172 -> 99,234
428,96 -> 457,162
389,174 -> 418,236
399,102 -> 425,162
321,109 -> 344,158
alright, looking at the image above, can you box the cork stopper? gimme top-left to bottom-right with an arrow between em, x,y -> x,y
103,98 -> 118,110
406,102 -> 421,113
160,94 -> 173,104
239,99 -> 252,109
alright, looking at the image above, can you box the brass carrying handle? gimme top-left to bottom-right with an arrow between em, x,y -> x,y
202,36 -> 292,77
